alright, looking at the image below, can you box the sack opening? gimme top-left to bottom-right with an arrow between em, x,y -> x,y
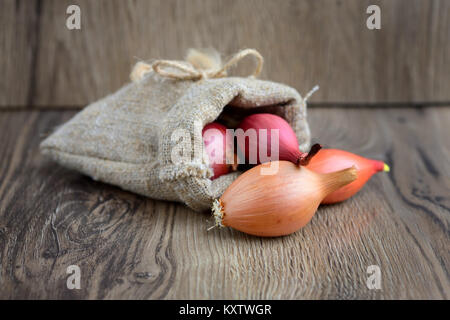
215,101 -> 294,129
204,100 -> 298,178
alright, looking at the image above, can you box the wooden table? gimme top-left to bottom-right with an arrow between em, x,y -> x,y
1,106 -> 448,299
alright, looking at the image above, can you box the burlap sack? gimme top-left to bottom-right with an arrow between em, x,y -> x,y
40,49 -> 312,211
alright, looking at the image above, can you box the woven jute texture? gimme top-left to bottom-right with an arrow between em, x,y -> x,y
40,50 -> 311,211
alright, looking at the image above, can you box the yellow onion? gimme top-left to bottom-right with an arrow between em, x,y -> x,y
211,161 -> 357,237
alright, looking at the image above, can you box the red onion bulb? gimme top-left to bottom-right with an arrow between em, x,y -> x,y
202,122 -> 235,180
237,113 -> 320,166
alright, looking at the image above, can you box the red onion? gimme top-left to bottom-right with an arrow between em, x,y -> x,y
202,122 -> 235,180
306,148 -> 390,203
237,113 -> 321,165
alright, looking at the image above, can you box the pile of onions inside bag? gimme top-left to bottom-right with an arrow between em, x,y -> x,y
202,113 -> 389,237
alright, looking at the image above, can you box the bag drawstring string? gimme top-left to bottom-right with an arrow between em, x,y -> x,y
130,48 -> 264,82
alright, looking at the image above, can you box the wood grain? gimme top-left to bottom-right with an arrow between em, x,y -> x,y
0,0 -> 41,107
1,0 -> 449,107
0,107 -> 448,299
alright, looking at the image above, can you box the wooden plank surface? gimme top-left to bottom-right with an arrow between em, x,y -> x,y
1,0 -> 450,107
0,107 -> 448,299
0,0 -> 41,106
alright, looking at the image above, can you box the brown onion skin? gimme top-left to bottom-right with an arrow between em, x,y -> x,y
218,161 -> 357,237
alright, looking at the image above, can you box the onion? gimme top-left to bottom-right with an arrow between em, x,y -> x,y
211,161 -> 357,237
306,148 -> 390,203
202,122 -> 236,180
237,113 -> 319,165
